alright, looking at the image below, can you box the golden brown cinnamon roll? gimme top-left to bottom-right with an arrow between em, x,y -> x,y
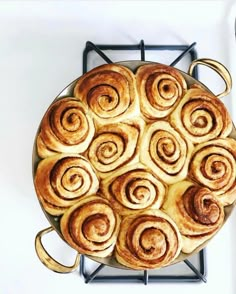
34,154 -> 99,215
87,119 -> 143,178
170,88 -> 232,144
189,138 -> 236,205
101,163 -> 166,216
37,97 -> 95,158
140,120 -> 193,184
115,210 -> 182,269
163,181 -> 224,253
60,195 -> 120,257
74,64 -> 139,125
136,63 -> 187,120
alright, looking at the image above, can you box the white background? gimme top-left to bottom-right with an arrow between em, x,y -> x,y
0,1 -> 236,294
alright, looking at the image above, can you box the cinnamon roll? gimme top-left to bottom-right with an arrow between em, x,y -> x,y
140,120 -> 193,184
101,163 -> 166,216
60,195 -> 120,257
170,88 -> 232,144
136,63 -> 187,120
163,181 -> 224,253
74,64 -> 139,125
87,119 -> 143,178
34,154 -> 99,215
115,210 -> 182,269
37,97 -> 95,158
189,138 -> 236,206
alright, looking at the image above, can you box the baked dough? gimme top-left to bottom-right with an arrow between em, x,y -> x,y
74,64 -> 139,126
60,195 -> 120,257
140,120 -> 193,184
163,181 -> 224,253
100,163 -> 166,216
170,88 -> 232,144
87,118 -> 144,178
189,138 -> 236,205
37,97 -> 95,158
115,209 -> 182,269
136,63 -> 187,120
34,154 -> 99,215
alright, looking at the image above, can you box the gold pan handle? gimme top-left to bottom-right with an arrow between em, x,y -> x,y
35,227 -> 80,273
188,58 -> 232,99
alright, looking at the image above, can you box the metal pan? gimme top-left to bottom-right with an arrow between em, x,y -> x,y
33,58 -> 235,273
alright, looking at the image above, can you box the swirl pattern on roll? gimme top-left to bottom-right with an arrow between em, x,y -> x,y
189,138 -> 236,205
87,119 -> 143,178
37,97 -> 95,158
170,88 -> 232,144
60,195 -> 120,257
74,64 -> 139,125
101,163 -> 166,216
34,154 -> 99,215
163,181 -> 224,253
115,210 -> 182,269
140,120 -> 193,184
136,63 -> 187,120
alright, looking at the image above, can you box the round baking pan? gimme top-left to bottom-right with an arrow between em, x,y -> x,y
33,59 -> 235,272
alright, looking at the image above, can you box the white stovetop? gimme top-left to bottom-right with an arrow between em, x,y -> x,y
1,1 -> 236,293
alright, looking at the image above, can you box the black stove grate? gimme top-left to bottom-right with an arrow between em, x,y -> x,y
80,250 -> 206,284
82,40 -> 198,77
80,40 -> 206,284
